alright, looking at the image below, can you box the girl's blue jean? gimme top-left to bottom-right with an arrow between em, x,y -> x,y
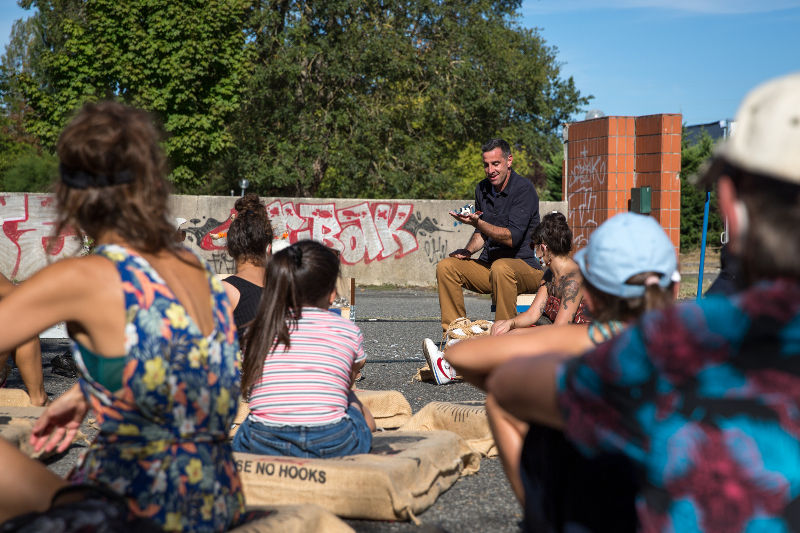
232,403 -> 372,458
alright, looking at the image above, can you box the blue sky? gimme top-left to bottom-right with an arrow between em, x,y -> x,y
2,1 -> 799,126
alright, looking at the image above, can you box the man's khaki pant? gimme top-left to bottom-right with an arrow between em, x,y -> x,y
436,257 -> 544,331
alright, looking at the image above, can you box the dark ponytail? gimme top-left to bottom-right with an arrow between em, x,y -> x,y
240,240 -> 340,396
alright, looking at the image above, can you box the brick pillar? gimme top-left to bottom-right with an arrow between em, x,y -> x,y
634,114 -> 682,253
564,113 -> 681,253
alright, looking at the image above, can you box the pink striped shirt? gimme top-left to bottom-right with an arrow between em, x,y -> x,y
248,307 -> 365,426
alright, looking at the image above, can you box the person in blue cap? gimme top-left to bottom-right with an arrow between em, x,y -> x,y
490,72 -> 800,532
447,212 -> 679,519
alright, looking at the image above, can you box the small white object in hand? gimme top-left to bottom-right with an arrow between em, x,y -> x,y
457,204 -> 475,216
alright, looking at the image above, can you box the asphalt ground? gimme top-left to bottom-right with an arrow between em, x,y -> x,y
9,288 -> 521,532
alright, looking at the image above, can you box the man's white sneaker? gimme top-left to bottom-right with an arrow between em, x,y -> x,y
422,338 -> 457,385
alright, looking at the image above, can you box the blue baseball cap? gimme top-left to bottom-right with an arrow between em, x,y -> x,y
574,213 -> 678,298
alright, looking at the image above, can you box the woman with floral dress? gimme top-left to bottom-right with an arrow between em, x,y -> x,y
0,102 -> 244,532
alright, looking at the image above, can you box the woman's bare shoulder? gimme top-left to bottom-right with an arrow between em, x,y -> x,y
33,255 -> 120,287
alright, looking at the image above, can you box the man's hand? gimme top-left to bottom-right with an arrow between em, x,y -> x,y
449,248 -> 474,259
449,210 -> 483,228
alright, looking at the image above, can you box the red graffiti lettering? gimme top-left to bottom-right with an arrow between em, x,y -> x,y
0,194 -> 81,279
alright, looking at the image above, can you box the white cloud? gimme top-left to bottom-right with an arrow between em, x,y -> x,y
522,0 -> 800,15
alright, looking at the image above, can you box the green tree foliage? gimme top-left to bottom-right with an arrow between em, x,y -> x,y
1,147 -> 57,192
680,129 -> 722,251
5,0 -> 250,190
223,0 -> 588,198
538,148 -> 563,201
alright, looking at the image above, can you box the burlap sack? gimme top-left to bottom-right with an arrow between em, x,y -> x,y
351,389 -> 411,429
229,505 -> 354,533
399,401 -> 496,457
0,404 -> 46,458
232,389 -> 413,433
236,430 -> 480,522
0,388 -> 34,407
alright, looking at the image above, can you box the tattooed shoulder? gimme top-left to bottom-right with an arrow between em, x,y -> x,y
556,273 -> 581,307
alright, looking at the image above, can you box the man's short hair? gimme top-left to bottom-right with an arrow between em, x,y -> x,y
481,139 -> 511,158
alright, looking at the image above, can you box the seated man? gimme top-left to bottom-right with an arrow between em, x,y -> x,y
435,138 -> 543,332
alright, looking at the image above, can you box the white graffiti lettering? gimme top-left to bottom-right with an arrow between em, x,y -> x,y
567,147 -> 606,248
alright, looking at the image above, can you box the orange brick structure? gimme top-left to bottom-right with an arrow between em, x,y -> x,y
563,114 -> 682,253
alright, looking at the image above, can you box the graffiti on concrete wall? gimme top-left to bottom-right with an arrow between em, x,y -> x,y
188,201 -> 447,266
567,147 -> 606,248
0,194 -> 81,280
1,194 -> 462,281
404,211 -> 453,264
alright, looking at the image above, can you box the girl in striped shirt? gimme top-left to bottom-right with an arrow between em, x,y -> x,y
233,240 -> 375,458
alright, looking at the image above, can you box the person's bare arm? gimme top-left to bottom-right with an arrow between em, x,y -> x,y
487,354 -> 569,430
0,256 -> 123,354
492,283 -> 548,335
446,323 -> 591,390
351,358 -> 366,385
474,218 -> 512,247
0,273 -> 14,299
222,279 -> 241,310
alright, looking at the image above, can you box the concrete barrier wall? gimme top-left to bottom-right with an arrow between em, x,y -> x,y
0,193 -> 566,287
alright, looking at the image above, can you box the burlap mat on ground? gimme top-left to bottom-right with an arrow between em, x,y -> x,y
229,504 -> 354,533
0,404 -> 46,458
399,401 -> 496,457
232,389 -> 413,433
0,388 -> 35,407
351,389 -> 412,429
414,318 -> 492,382
236,430 -> 480,522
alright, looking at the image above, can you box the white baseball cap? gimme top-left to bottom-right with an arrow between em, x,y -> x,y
574,213 -> 678,299
711,72 -> 800,185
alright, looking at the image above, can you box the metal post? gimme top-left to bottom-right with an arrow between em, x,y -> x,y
697,190 -> 711,300
349,278 -> 356,322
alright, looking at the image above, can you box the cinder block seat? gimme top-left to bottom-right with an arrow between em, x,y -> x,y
489,292 -> 537,314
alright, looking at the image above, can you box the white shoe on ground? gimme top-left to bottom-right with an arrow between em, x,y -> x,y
422,338 -> 457,385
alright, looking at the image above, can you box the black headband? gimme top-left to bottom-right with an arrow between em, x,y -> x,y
60,163 -> 134,189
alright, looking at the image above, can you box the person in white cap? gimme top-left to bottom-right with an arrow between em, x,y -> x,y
490,72 -> 800,532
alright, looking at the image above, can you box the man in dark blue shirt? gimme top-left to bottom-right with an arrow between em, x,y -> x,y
435,138 -> 544,332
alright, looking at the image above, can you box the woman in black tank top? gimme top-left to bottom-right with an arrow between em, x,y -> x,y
222,193 -> 273,332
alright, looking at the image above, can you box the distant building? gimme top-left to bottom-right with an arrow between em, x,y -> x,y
685,120 -> 736,145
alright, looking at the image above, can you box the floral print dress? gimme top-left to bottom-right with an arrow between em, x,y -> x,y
68,244 -> 245,532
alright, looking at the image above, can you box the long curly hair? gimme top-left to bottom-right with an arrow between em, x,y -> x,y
51,101 -> 177,255
531,212 -> 572,256
226,192 -> 273,267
